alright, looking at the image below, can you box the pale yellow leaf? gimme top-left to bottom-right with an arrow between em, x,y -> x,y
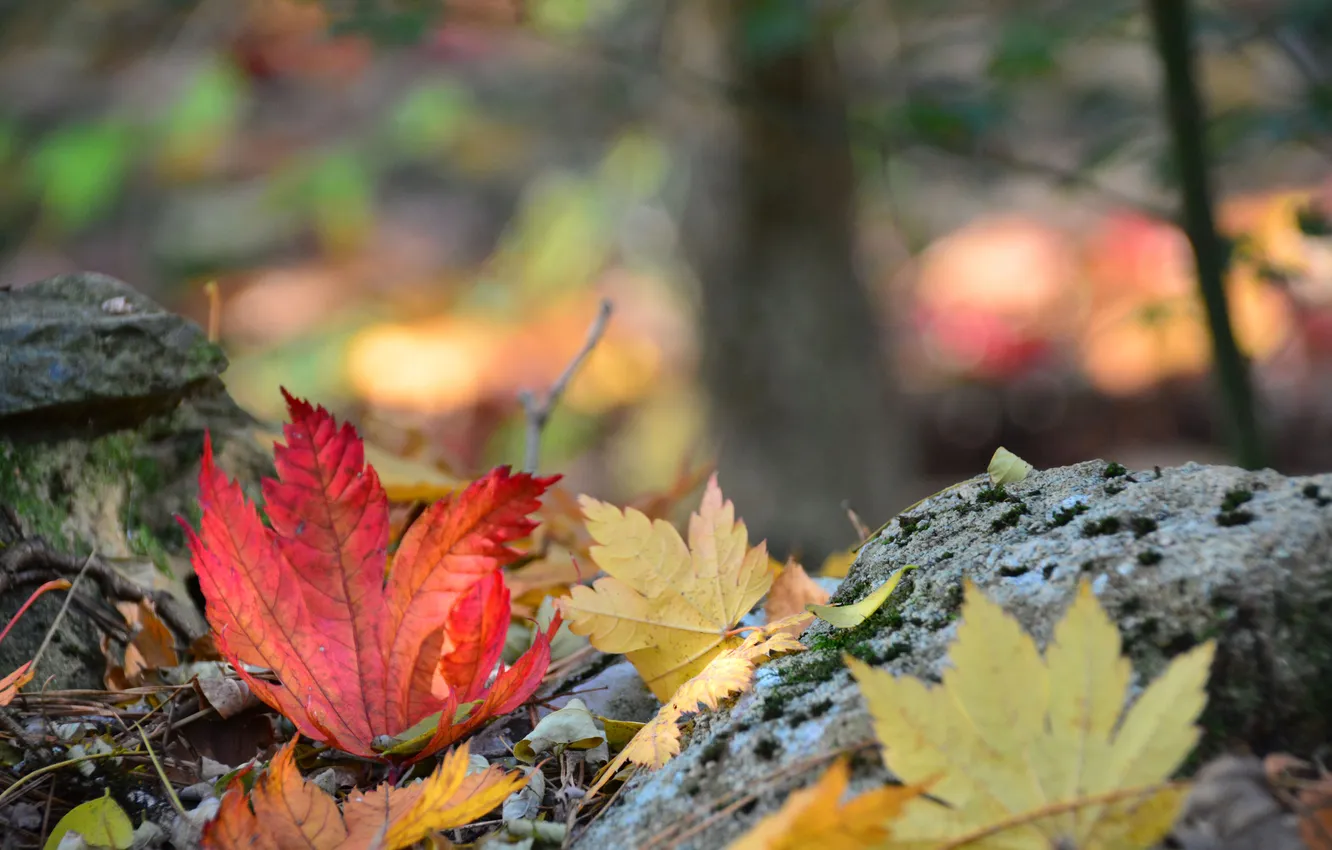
620,704 -> 686,770
586,705 -> 684,798
944,579 -> 1049,814
820,547 -> 858,578
1104,640 -> 1215,790
808,565 -> 916,628
513,697 -> 606,763
560,475 -> 775,699
577,497 -> 690,600
598,716 -> 645,750
849,578 -> 1213,850
987,447 -> 1033,485
44,790 -> 133,850
726,759 -> 922,850
1091,784 -> 1192,850
1038,580 -> 1133,834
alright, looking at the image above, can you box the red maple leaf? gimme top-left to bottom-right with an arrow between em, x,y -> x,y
183,390 -> 558,759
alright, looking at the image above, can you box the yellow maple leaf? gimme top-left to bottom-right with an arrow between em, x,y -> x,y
848,579 -> 1214,849
587,621 -> 806,798
560,475 -> 774,699
727,758 -> 925,850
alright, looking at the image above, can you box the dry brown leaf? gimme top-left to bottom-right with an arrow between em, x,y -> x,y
763,560 -> 828,639
203,737 -> 524,849
1297,775 -> 1332,849
195,675 -> 263,719
106,601 -> 180,690
1264,753 -> 1332,850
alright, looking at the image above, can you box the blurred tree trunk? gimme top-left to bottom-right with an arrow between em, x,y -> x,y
661,0 -> 911,562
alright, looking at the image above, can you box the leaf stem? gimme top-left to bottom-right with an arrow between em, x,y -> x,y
137,722 -> 187,817
0,751 -> 136,810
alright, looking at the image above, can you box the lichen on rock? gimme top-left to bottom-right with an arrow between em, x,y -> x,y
575,460 -> 1332,849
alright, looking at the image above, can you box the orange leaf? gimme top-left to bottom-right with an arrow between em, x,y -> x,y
0,662 -> 33,707
763,560 -> 827,637
726,758 -> 923,850
203,737 -> 524,850
184,390 -> 557,758
106,601 -> 180,689
0,579 -> 71,706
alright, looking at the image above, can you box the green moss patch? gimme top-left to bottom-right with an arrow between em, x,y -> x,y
1051,503 -> 1089,527
991,503 -> 1030,533
1130,517 -> 1158,538
1082,517 -> 1122,537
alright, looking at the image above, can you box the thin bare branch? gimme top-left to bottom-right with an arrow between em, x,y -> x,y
520,298 -> 614,473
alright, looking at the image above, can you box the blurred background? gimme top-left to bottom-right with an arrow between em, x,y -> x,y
3,0 -> 1332,562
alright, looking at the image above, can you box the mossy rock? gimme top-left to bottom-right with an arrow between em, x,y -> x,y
576,461 -> 1332,849
0,273 -> 273,689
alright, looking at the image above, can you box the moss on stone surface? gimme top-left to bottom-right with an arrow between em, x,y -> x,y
1051,503 -> 1089,526
0,432 -> 140,553
991,503 -> 1029,532
1130,516 -> 1158,538
806,577 -> 914,655
888,513 -> 930,545
576,461 -> 1332,849
1081,516 -> 1122,537
1302,483 -> 1331,506
1220,488 -> 1253,511
975,485 -> 1012,505
1217,509 -> 1254,527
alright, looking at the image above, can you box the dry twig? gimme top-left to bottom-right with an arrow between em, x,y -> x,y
0,538 -> 203,645
519,298 -> 613,473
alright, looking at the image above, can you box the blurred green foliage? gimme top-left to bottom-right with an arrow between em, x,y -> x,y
390,81 -> 473,158
271,148 -> 376,253
157,60 -> 246,162
28,122 -> 136,232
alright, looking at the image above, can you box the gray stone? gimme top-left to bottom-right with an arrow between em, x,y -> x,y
0,272 -> 226,432
575,460 -> 1332,849
0,273 -> 272,689
551,658 -> 659,724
